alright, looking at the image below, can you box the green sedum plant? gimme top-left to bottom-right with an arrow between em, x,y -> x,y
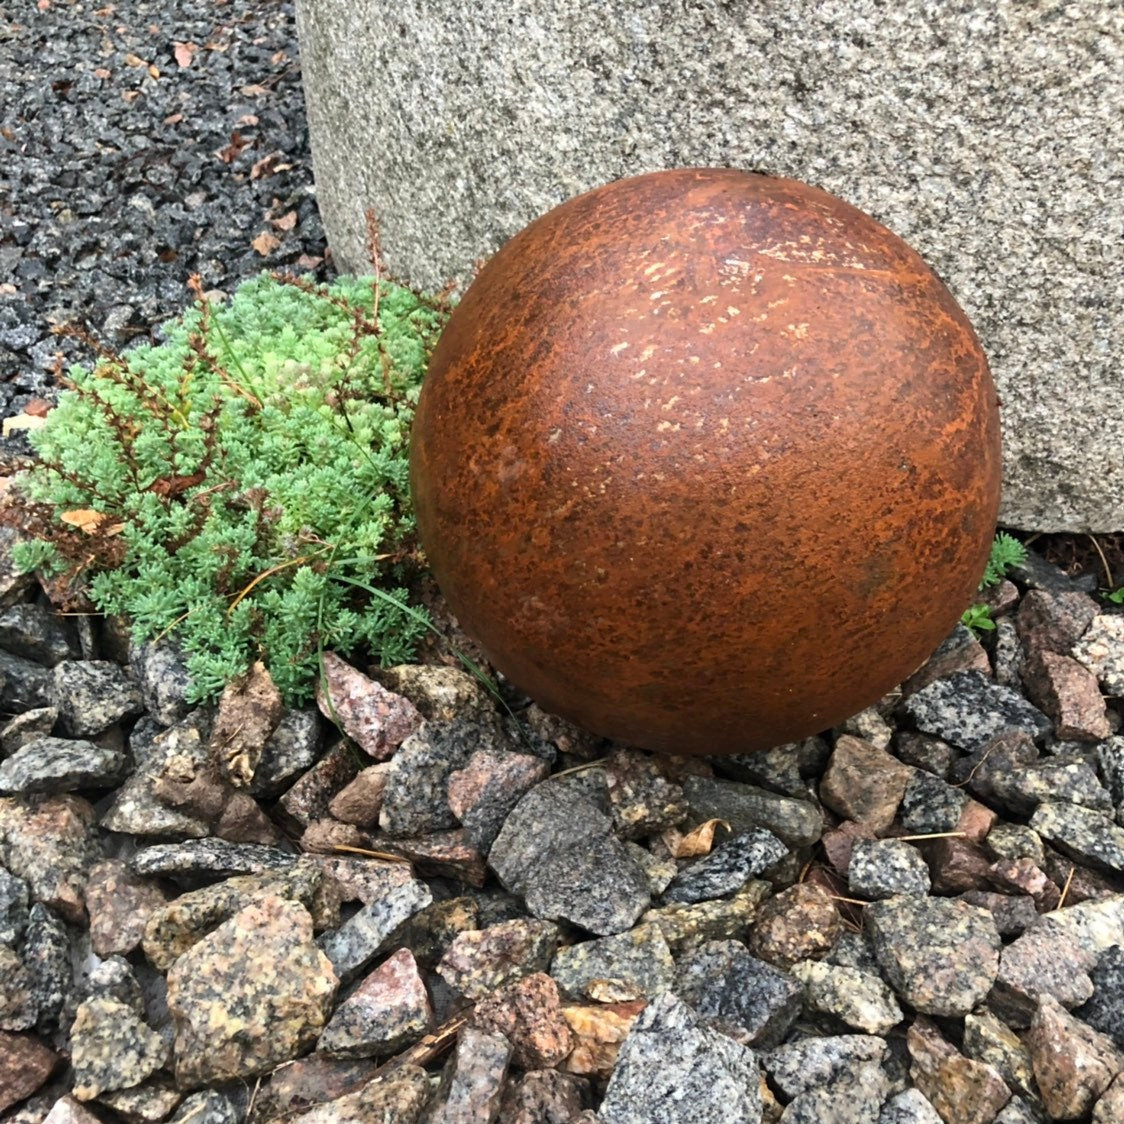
979,531 -> 1027,588
11,272 -> 450,704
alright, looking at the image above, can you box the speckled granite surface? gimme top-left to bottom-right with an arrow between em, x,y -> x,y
296,0 -> 1123,531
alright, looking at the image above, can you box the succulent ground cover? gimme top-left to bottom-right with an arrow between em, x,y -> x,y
6,271 -> 448,705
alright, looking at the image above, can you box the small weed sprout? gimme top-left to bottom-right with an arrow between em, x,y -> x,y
960,603 -> 997,635
8,272 -> 450,704
961,532 -> 1028,636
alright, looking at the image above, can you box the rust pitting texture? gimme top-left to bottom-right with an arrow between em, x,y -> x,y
409,168 -> 1001,755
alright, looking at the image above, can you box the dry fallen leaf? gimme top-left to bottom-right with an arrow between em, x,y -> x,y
148,471 -> 203,498
296,254 -> 323,271
251,231 -> 281,256
210,661 -> 282,787
217,131 -> 249,164
164,112 -> 183,125
250,152 -> 280,180
269,210 -> 298,232
123,52 -> 144,67
673,818 -> 731,858
1,413 -> 47,437
173,41 -> 196,67
61,509 -> 107,534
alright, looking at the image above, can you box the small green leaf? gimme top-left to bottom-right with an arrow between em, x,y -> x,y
961,604 -> 996,636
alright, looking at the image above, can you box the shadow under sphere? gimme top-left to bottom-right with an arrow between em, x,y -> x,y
409,168 -> 1001,756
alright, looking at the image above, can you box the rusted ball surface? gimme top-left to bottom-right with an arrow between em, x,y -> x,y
410,169 -> 1001,755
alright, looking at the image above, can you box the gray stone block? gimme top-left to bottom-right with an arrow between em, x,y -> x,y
297,0 -> 1124,531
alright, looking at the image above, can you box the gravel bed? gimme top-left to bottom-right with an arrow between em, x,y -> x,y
0,0 -> 328,423
0,533 -> 1123,1123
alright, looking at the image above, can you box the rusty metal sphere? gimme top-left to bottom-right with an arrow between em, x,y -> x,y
409,169 -> 1001,755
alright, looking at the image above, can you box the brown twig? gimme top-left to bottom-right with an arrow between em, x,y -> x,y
1057,863 -> 1077,911
226,553 -> 319,616
188,275 -> 262,409
372,1011 -> 472,1077
895,831 -> 967,842
952,742 -> 999,788
828,894 -> 870,907
327,844 -> 413,864
550,758 -> 609,780
1088,534 -> 1114,590
245,1075 -> 262,1122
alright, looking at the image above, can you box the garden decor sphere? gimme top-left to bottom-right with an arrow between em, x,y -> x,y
410,169 -> 1001,756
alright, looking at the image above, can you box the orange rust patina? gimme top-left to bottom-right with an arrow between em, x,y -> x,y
410,169 -> 1001,755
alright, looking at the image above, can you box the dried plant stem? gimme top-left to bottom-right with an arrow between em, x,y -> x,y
327,844 -> 414,864
226,553 -> 319,616
1088,534 -> 1114,589
550,758 -> 609,780
895,831 -> 967,842
1057,863 -> 1077,910
374,1011 -> 472,1077
245,1076 -> 262,1122
953,743 -> 998,788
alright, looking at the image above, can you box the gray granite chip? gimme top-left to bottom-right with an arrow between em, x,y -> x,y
663,829 -> 788,904
901,670 -> 1051,752
250,707 -> 323,797
866,896 -> 1000,1017
0,604 -> 78,667
0,651 -> 52,713
129,839 -> 297,881
169,1091 -> 239,1124
599,992 -> 762,1124
317,878 -> 433,983
489,779 -> 651,935
0,867 -> 29,946
1031,803 -> 1124,875
70,997 -> 168,1101
675,938 -> 802,1048
50,660 -> 144,737
682,773 -> 822,847
551,924 -> 675,1000
848,839 -> 930,900
0,736 -> 127,795
765,1033 -> 888,1100
129,639 -> 194,726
